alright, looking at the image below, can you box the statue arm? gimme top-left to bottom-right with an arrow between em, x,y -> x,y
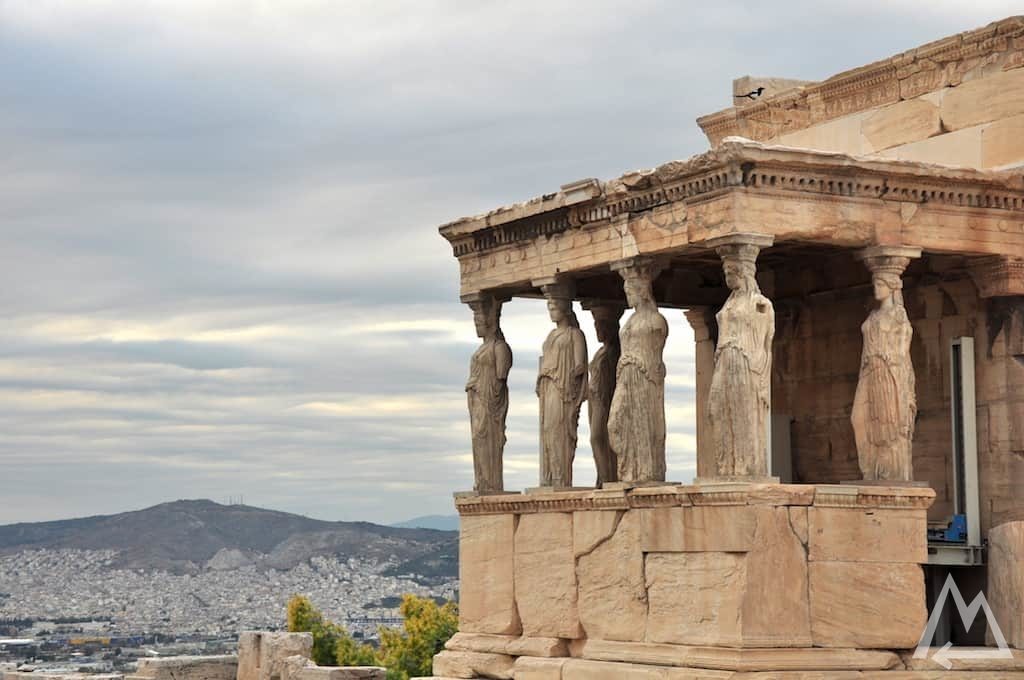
495,341 -> 513,382
573,330 -> 589,406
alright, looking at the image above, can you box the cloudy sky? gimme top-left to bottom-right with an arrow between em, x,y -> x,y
1,0 -> 1018,525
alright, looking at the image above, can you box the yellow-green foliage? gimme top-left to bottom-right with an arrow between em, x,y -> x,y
377,595 -> 458,680
286,594 -> 349,666
284,593 -> 457,680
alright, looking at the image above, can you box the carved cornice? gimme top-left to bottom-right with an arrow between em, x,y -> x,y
438,140 -> 1024,259
697,16 -> 1024,144
968,255 -> 1024,298
453,483 -> 935,515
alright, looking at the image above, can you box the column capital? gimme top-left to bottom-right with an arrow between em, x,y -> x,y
703,232 -> 774,252
532,276 -> 575,299
460,291 -> 510,306
857,245 -> 923,265
580,298 -> 627,317
610,255 -> 667,277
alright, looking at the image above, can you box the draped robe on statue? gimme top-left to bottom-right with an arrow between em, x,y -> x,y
608,310 -> 668,483
851,303 -> 916,481
538,325 -> 587,487
588,341 -> 619,486
466,337 -> 510,492
707,292 -> 774,477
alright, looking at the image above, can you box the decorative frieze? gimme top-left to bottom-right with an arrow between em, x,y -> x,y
453,483 -> 935,515
697,15 -> 1024,144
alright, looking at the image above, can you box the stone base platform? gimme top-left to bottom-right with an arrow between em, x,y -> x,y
428,641 -> 1024,678
440,482 -> 989,678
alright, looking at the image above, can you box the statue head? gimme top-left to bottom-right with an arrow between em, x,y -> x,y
718,243 -> 760,293
547,296 -> 572,324
872,271 -> 903,303
470,296 -> 502,339
591,304 -> 625,344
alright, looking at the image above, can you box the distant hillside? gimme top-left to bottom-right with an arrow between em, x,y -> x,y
0,499 -> 457,581
391,515 -> 459,531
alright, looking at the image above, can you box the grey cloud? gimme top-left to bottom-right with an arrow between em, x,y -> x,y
1,1 -> 1017,523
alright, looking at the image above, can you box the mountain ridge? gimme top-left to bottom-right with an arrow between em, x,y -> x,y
0,499 -> 457,581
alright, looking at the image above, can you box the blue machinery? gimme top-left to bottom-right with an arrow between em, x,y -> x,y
926,337 -> 985,566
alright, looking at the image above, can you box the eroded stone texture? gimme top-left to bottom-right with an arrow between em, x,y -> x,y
809,561 -> 926,648
808,507 -> 926,563
981,113 -> 1024,168
586,303 -> 624,486
431,650 -> 513,679
512,656 -> 568,680
641,505 -> 757,553
444,633 -> 568,658
514,512 -> 581,638
131,655 -> 237,680
852,247 -> 920,482
862,98 -> 942,151
537,282 -> 588,488
741,506 -> 812,647
459,514 -> 520,635
941,67 -> 1024,131
987,521 -> 1024,649
568,639 -> 901,671
608,258 -> 669,484
301,669 -> 385,680
465,294 -> 512,493
707,235 -> 775,478
576,510 -> 647,641
646,552 -> 746,646
561,659 -> 733,679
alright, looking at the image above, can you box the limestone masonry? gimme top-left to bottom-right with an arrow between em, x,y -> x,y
430,15 -> 1024,680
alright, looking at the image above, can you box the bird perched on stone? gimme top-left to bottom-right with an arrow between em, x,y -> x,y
735,86 -> 765,101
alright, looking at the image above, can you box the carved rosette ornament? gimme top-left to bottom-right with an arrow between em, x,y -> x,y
852,246 -> 922,483
535,279 -> 588,488
705,234 -> 775,479
583,301 -> 626,486
607,258 -> 669,484
464,293 -> 512,494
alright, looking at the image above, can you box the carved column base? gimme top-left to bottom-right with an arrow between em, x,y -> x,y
602,480 -> 682,491
693,476 -> 781,485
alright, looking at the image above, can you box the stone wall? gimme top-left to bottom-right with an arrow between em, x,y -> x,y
697,16 -> 1024,171
436,483 -> 938,677
770,68 -> 1024,169
768,251 -> 1024,532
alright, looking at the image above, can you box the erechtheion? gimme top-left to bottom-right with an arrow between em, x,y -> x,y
431,16 -> 1024,679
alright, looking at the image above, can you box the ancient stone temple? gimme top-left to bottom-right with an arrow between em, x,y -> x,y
430,16 -> 1024,679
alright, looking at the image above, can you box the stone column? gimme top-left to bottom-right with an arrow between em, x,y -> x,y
464,293 -> 512,494
534,278 -> 588,489
684,306 -> 716,480
582,300 -> 626,487
851,245 -> 922,482
704,233 -> 776,480
608,257 -> 669,484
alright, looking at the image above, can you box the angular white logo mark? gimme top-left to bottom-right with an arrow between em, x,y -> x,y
914,574 -> 1013,670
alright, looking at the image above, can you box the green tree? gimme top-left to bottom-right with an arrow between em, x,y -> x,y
286,594 -> 353,666
376,595 -> 458,680
284,593 -> 457,679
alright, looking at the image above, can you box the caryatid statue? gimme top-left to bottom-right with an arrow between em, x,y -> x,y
851,246 -> 921,482
535,280 -> 588,488
465,293 -> 512,494
584,302 -> 626,486
608,259 -> 669,483
706,234 -> 775,478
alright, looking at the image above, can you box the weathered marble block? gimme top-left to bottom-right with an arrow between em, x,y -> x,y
988,521 -> 1024,650
450,482 -> 934,661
